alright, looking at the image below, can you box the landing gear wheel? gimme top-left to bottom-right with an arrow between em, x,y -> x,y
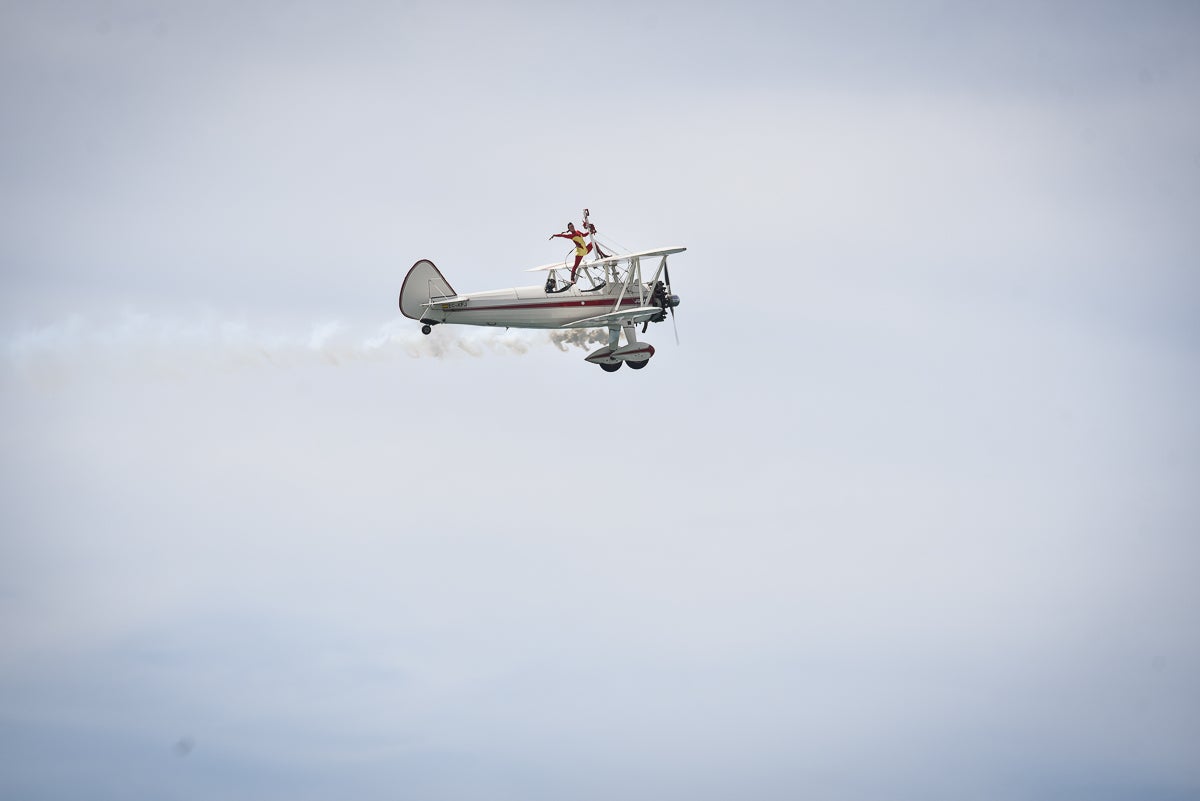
421,325 -> 432,335
626,359 -> 649,370
599,361 -> 622,372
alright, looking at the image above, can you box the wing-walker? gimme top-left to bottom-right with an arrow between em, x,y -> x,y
398,210 -> 683,372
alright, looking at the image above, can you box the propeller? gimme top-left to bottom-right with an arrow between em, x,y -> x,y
643,258 -> 682,340
664,258 -> 680,345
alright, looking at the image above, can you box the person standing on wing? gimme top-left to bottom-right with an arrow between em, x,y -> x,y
549,222 -> 592,284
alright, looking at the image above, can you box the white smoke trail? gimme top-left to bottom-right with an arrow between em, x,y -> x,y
2,313 -> 547,385
548,328 -> 610,351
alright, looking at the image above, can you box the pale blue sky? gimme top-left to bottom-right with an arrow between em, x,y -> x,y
2,2 -> 1199,799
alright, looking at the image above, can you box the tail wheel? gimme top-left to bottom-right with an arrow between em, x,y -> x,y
599,361 -> 622,372
421,325 -> 432,335
626,359 -> 649,370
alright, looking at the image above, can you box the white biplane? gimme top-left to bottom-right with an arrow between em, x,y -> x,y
398,221 -> 684,372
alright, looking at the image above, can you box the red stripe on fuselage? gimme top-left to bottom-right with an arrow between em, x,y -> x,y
455,297 -> 643,313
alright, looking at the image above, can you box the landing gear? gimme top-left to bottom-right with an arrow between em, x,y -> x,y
589,324 -> 655,373
421,324 -> 432,335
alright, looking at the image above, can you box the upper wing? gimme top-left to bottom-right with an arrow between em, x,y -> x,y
525,260 -> 570,273
525,246 -> 687,272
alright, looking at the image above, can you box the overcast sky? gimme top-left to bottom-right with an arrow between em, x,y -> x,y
2,2 -> 1199,799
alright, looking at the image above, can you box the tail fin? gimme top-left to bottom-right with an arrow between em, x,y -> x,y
399,259 -> 457,320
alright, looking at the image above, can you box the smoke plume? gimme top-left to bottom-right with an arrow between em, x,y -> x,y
2,313 -> 552,385
548,328 -> 610,351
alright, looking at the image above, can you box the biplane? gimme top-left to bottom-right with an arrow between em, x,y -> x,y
398,217 -> 683,372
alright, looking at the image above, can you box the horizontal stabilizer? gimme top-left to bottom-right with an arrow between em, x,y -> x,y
422,296 -> 469,310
